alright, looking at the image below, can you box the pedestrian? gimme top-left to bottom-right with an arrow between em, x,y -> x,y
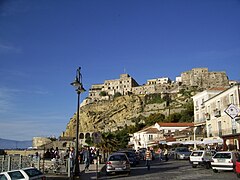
145,147 -> 152,170
83,146 -> 90,172
69,147 -> 75,175
164,147 -> 169,162
157,147 -> 162,161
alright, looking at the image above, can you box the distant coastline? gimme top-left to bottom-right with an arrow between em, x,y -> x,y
0,138 -> 32,150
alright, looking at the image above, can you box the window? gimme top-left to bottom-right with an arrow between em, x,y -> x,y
230,94 -> 234,104
0,174 -> 7,180
24,168 -> 43,177
208,124 -> 212,137
8,171 -> 24,179
218,121 -> 222,136
149,135 -> 153,140
217,100 -> 221,109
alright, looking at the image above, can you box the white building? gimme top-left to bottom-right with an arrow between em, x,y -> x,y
129,122 -> 193,150
193,85 -> 240,150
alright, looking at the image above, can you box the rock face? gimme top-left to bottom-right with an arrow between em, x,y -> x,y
63,94 -> 187,137
64,95 -> 144,137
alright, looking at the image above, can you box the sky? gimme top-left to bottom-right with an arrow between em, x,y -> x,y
0,0 -> 240,141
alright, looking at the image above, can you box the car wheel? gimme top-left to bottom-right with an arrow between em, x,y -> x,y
192,165 -> 197,168
213,169 -> 218,173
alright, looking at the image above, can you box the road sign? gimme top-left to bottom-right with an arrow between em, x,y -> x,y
224,104 -> 240,119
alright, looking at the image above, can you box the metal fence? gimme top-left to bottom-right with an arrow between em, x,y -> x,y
0,155 -> 69,175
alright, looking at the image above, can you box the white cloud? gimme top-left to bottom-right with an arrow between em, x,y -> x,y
0,88 -> 12,113
0,43 -> 22,54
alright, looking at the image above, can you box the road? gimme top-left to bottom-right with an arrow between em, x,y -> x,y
86,159 -> 239,180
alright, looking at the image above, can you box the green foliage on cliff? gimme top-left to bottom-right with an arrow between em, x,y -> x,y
145,93 -> 164,104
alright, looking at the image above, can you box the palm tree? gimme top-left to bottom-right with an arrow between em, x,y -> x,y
97,132 -> 118,162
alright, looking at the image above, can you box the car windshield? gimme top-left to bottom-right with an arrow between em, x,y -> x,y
191,152 -> 203,156
23,168 -> 43,177
8,171 -> 25,179
109,155 -> 127,161
214,153 -> 231,159
176,148 -> 189,152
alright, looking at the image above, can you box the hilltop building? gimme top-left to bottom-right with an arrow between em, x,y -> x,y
86,74 -> 139,104
83,68 -> 229,106
181,68 -> 229,89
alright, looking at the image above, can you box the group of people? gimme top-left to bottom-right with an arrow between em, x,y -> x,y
144,146 -> 169,170
69,146 -> 100,174
43,147 -> 60,159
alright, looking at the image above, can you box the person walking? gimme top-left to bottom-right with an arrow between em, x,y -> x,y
69,147 -> 75,175
157,147 -> 162,161
145,147 -> 152,170
164,147 -> 169,162
83,146 -> 90,172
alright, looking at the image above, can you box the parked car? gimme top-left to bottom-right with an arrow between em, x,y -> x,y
117,150 -> 139,166
189,150 -> 213,169
106,152 -> 131,175
211,151 -> 239,173
174,147 -> 191,160
0,167 -> 46,180
236,156 -> 240,178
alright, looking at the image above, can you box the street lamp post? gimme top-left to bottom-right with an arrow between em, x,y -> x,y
71,67 -> 86,177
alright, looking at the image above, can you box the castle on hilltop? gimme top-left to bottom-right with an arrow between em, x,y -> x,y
83,68 -> 230,105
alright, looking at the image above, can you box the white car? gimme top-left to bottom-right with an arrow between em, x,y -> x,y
189,150 -> 213,169
0,167 -> 46,180
211,151 -> 239,173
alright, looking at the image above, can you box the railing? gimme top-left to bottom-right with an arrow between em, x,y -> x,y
0,155 -> 40,172
208,128 -> 238,137
0,155 -> 68,175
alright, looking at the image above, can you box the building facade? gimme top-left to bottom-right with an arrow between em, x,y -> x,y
193,85 -> 240,150
181,68 -> 229,89
129,122 -> 193,150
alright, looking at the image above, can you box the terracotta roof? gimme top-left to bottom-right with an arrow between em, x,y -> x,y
157,122 -> 194,127
165,136 -> 176,142
145,128 -> 160,134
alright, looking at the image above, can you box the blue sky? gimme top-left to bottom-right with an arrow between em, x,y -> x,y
0,0 -> 240,141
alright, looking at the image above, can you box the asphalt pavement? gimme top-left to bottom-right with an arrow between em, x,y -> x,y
46,163 -> 106,180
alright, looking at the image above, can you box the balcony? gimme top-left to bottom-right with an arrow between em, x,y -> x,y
209,128 -> 237,137
201,103 -> 205,109
214,109 -> 221,117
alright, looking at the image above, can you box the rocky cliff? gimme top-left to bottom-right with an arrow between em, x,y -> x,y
63,93 -> 188,137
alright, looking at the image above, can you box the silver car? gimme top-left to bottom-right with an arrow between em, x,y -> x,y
106,152 -> 131,175
174,147 -> 191,160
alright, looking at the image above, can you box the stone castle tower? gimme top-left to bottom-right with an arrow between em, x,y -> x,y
181,68 -> 229,89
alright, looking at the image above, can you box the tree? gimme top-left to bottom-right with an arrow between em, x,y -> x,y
99,91 -> 107,96
97,132 -> 118,161
114,92 -> 122,98
167,113 -> 182,122
85,136 -> 94,146
145,113 -> 165,126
